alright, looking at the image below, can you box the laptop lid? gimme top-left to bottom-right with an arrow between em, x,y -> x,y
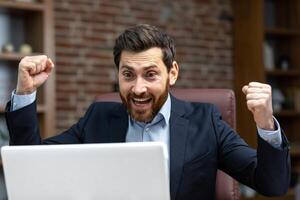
1,142 -> 170,200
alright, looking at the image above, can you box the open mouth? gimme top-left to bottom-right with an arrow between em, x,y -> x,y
130,96 -> 153,109
132,97 -> 152,105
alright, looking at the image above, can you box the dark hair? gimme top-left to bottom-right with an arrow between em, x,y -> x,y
113,24 -> 176,71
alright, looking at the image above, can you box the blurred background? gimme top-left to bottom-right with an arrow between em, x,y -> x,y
0,0 -> 299,199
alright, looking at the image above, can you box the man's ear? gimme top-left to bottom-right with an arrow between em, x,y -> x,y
169,61 -> 179,86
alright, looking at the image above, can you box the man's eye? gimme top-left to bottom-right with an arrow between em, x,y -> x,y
146,71 -> 157,78
123,72 -> 134,79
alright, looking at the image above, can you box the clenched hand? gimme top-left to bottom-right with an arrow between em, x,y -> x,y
242,82 -> 274,130
16,55 -> 54,95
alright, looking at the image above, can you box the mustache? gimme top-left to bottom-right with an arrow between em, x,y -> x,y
127,93 -> 153,99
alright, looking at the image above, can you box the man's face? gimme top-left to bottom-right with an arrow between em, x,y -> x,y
118,47 -> 178,123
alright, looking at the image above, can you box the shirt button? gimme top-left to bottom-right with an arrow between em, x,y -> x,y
145,128 -> 149,132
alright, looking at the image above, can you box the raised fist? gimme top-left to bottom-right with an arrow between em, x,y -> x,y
16,55 -> 54,95
242,82 -> 274,130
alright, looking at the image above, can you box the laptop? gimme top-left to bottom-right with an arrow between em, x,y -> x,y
1,142 -> 170,200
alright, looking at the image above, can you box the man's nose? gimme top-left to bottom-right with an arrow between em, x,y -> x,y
132,77 -> 147,95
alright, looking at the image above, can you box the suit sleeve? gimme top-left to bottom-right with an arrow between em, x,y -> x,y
5,100 -> 96,145
212,106 -> 291,196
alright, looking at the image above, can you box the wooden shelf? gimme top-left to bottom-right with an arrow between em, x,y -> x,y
0,52 -> 42,62
291,145 -> 300,157
265,27 -> 300,36
0,52 -> 25,61
265,69 -> 300,77
0,2 -> 55,198
0,0 -> 55,138
0,1 -> 45,11
0,104 -> 46,113
234,2 -> 300,200
274,110 -> 300,118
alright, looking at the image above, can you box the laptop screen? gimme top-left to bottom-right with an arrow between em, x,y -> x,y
1,142 -> 170,200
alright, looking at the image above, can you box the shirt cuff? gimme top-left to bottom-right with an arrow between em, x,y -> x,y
11,90 -> 36,111
257,117 -> 282,149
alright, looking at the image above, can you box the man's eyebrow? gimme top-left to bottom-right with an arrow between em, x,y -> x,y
120,65 -> 134,70
144,65 -> 159,70
120,65 -> 159,70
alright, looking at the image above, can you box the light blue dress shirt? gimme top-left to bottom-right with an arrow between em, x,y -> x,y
126,94 -> 171,164
11,90 -> 282,151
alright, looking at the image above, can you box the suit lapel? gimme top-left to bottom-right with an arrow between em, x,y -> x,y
169,96 -> 190,200
108,104 -> 128,143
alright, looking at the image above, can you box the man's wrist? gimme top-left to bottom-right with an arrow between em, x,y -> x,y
15,88 -> 36,95
257,117 -> 282,149
257,118 -> 275,131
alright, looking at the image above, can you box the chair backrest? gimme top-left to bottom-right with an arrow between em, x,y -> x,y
96,88 -> 240,200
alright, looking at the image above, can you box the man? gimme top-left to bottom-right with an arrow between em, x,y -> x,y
6,24 -> 290,199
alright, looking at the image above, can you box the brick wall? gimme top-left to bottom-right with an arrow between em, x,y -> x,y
54,0 -> 233,132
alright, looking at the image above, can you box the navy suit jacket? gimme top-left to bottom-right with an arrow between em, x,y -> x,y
5,96 -> 290,200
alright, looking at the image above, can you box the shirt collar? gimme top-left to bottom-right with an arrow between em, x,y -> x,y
157,93 -> 171,125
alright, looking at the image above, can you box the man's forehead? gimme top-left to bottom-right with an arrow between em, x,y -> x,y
119,48 -> 164,70
120,48 -> 163,62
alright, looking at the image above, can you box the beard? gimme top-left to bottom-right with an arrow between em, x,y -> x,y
120,83 -> 169,123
